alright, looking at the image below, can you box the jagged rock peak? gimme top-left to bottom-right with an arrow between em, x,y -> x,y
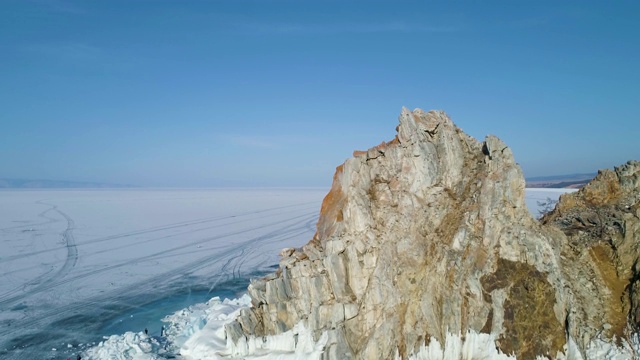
226,108 -> 640,360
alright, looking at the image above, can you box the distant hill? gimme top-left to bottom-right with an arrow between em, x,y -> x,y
0,178 -> 136,189
525,172 -> 596,189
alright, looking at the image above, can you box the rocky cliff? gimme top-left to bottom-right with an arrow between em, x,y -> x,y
225,108 -> 640,359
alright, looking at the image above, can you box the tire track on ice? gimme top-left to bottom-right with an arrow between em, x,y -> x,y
72,203 -> 318,261
0,201 -> 78,305
0,201 -> 317,263
0,203 -> 317,281
230,215 -> 318,278
204,213 -> 318,288
0,211 -> 317,341
0,210 -> 315,308
0,201 -> 57,232
51,203 -> 79,281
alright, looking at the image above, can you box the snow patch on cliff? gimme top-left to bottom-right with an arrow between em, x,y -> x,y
396,331 -> 640,360
85,294 -> 327,359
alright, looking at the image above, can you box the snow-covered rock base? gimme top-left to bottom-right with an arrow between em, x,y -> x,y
85,295 -> 327,359
395,330 -> 640,360
84,292 -> 640,359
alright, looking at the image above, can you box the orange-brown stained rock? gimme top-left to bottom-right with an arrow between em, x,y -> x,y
316,138 -> 401,244
546,170 -> 622,218
373,141 -> 390,151
315,164 -> 346,242
582,170 -> 622,206
589,243 -> 628,341
541,161 -> 639,347
481,259 -> 565,359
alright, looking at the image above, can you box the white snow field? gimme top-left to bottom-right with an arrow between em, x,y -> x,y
1,188 -> 575,359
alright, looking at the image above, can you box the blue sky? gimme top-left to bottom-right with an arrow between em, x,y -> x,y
1,1 -> 638,187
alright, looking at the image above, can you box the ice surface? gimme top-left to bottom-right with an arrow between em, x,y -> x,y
84,331 -> 165,360
525,188 -> 577,218
0,188 -> 326,359
0,188 -> 581,359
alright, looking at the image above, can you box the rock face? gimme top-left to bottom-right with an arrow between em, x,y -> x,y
227,108 -> 640,359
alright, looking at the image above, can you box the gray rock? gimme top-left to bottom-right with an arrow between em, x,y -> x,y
227,108 -> 640,359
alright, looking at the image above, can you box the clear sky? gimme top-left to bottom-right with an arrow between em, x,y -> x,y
1,1 -> 638,187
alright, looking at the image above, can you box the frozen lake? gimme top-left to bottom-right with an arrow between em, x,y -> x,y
0,187 -> 573,359
0,188 -> 327,359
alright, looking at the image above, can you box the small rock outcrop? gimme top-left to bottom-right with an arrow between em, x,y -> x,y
227,108 -> 640,359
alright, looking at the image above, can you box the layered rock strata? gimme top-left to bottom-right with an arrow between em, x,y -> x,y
226,108 -> 640,359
